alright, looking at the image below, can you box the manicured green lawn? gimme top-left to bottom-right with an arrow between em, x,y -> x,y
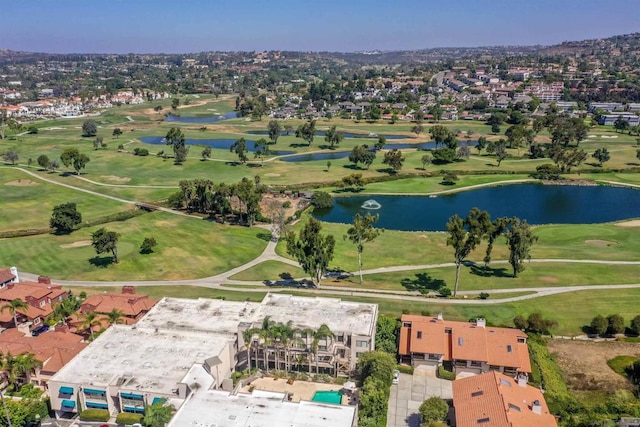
66,285 -> 268,302
0,212 -> 268,280
228,260 -> 305,281
0,168 -> 131,232
323,263 -> 640,292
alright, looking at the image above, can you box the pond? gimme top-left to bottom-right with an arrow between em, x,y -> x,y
164,112 -> 239,123
138,136 -> 294,155
278,141 -> 477,163
246,130 -> 408,140
312,184 -> 640,231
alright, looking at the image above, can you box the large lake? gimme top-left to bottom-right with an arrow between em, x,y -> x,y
138,136 -> 294,155
312,184 -> 640,231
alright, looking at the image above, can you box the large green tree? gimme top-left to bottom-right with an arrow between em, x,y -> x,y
2,150 -> 18,165
230,138 -> 248,164
285,218 -> 335,286
60,148 -> 90,174
295,119 -> 316,146
50,202 -> 82,234
165,127 -> 188,164
91,228 -> 120,264
324,125 -> 344,148
505,218 -> 538,277
344,213 -> 383,284
382,149 -> 404,172
446,208 -> 492,296
267,120 -> 282,144
82,119 -> 97,137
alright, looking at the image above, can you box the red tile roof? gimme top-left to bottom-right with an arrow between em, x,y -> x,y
0,269 -> 16,284
80,292 -> 157,318
399,315 -> 531,372
453,371 -> 557,427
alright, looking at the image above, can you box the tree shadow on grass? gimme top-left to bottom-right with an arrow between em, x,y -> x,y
288,143 -> 308,148
469,264 -> 512,278
400,273 -> 446,294
88,256 -> 116,268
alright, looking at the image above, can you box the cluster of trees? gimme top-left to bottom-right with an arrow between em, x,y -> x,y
590,314 -> 640,336
170,177 -> 265,226
242,317 -> 335,374
229,137 -> 269,164
513,312 -> 558,335
357,351 -> 396,427
446,208 -> 538,295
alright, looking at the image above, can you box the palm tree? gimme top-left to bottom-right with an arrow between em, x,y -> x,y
50,297 -> 80,326
106,308 -> 125,325
1,299 -> 28,328
301,328 -> 315,374
81,311 -> 101,340
12,353 -> 42,388
242,328 -> 260,371
144,398 -> 175,427
313,324 -> 335,375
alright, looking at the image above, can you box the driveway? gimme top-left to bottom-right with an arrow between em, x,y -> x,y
387,365 -> 453,427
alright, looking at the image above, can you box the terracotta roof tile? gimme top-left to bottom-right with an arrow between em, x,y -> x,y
80,292 -> 157,317
0,269 -> 15,284
453,371 -> 557,427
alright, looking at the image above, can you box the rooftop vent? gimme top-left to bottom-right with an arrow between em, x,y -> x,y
476,318 -> 486,328
532,400 -> 542,414
458,337 -> 464,346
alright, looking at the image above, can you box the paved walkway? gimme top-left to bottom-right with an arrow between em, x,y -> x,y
387,366 -> 452,427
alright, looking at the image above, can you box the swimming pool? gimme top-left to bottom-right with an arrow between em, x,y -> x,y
311,390 -> 342,404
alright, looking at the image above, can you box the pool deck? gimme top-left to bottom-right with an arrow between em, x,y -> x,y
240,377 -> 347,403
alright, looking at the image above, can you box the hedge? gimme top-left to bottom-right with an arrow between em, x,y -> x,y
79,409 -> 110,422
116,412 -> 143,425
437,365 -> 456,381
396,364 -> 414,375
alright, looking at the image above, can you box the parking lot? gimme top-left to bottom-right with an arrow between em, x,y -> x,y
386,366 -> 453,427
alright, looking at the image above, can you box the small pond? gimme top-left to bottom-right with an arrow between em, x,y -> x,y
279,141 -> 477,163
246,130 -> 407,140
164,112 -> 239,123
312,184 -> 640,231
138,136 -> 294,155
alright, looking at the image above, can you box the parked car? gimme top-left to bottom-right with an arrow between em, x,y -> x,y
31,325 -> 49,337
392,369 -> 400,385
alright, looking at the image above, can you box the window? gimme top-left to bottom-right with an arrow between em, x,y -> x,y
356,340 -> 369,348
499,378 -> 512,387
356,352 -> 364,358
40,300 -> 45,307
517,337 -> 526,343
416,331 -> 422,339
477,417 -> 490,424
34,318 -> 41,325
471,390 -> 483,397
470,361 -> 482,367
428,354 -> 440,360
507,345 -> 513,353
508,403 -> 521,412
337,335 -> 344,342
445,328 -> 452,334
402,322 -> 411,328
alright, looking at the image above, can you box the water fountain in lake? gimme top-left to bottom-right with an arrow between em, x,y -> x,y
361,199 -> 382,210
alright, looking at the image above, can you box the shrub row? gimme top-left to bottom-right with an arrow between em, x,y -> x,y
437,365 -> 456,381
79,409 -> 110,422
115,412 -> 143,425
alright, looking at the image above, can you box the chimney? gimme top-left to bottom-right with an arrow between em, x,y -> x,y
531,400 -> 542,414
122,285 -> 136,294
9,267 -> 18,283
7,283 -> 14,289
437,312 -> 443,321
38,276 -> 51,285
476,318 -> 486,328
517,373 -> 528,387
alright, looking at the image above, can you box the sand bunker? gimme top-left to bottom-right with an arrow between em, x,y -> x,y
265,173 -> 281,177
60,240 -> 92,249
601,135 -> 618,139
4,179 -> 38,186
100,175 -> 131,183
585,239 -> 618,247
615,220 -> 640,227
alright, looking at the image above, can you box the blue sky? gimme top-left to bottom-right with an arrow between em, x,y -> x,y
2,0 -> 638,53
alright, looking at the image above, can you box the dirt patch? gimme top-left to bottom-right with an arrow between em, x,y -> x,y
548,340 -> 640,393
264,173 -> 281,177
539,276 -> 559,283
585,239 -> 618,247
100,175 -> 131,184
60,240 -> 92,249
4,179 -> 39,186
616,220 -> 640,227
